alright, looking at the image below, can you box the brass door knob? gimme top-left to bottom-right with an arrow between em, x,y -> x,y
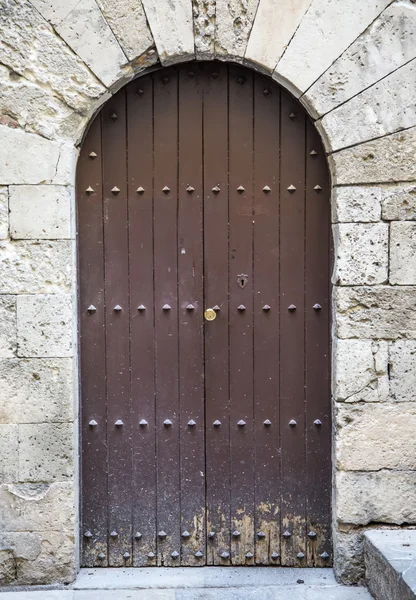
204,308 -> 216,321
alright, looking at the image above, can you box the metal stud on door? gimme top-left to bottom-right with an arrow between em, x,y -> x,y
77,62 -> 331,568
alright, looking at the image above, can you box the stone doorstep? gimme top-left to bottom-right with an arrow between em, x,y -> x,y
0,569 -> 374,599
365,530 -> 416,600
73,567 -> 336,589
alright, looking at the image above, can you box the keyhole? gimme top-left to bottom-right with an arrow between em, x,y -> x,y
237,274 -> 248,289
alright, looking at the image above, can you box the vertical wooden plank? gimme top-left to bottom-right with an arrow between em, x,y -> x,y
279,89 -> 307,567
102,90 -> 132,567
228,65 -> 255,566
127,77 -> 157,566
204,63 -> 231,566
252,74 -> 281,566
305,119 -> 332,567
78,115 -> 108,567
177,65 -> 205,566
153,68 -> 181,567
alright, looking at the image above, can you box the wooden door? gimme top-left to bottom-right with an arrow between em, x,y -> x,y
77,62 -> 331,568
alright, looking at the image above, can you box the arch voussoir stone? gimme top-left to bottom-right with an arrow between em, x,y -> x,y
0,0 -> 416,588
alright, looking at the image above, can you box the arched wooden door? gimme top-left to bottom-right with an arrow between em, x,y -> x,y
77,62 -> 331,569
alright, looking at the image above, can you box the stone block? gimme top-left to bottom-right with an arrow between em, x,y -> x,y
275,0 -> 391,96
365,530 -> 416,600
390,222 -> 416,285
332,186 -> 381,223
382,185 -> 416,221
0,425 -> 18,484
0,296 -> 16,358
334,286 -> 416,339
333,223 -> 388,285
25,0 -> 80,26
0,0 -> 105,115
0,186 -> 8,239
333,528 -> 366,585
0,549 -> 16,584
336,471 -> 416,526
389,341 -> 416,402
336,403 -> 416,470
306,2 -> 416,116
142,0 -> 194,65
215,0 -> 260,61
0,126 -> 76,185
0,241 -> 72,294
9,186 -> 71,240
333,339 -> 388,403
0,482 -> 74,532
95,0 -> 154,62
9,531 -> 76,585
331,127 -> 416,185
0,64 -> 87,142
18,423 -> 74,482
322,60 -> 416,152
0,358 -> 73,423
193,0 -> 216,60
245,0 -> 313,71
53,0 -> 129,88
17,295 -> 73,358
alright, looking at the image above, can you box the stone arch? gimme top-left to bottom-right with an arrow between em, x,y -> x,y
0,0 -> 415,588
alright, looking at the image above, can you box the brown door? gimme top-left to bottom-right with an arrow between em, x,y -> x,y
77,62 -> 331,568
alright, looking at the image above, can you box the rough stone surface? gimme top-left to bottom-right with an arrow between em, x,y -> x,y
52,0 -> 130,88
382,185 -> 416,221
0,126 -> 77,185
0,549 -> 16,584
336,402 -> 416,470
331,127 -> 416,185
96,0 -> 154,62
142,0 -> 194,65
334,528 -> 366,585
332,186 -> 382,223
389,340 -> 416,402
0,0 -> 105,129
0,482 -> 74,532
18,423 -> 74,482
337,470 -> 416,526
0,240 -> 72,294
9,185 -> 71,240
333,223 -> 388,285
16,294 -> 73,358
322,59 -> 416,151
215,0 -> 260,61
333,339 -> 388,403
306,1 -> 416,116
0,358 -> 73,423
193,0 -> 216,60
0,63 -> 88,142
245,0 -> 313,71
334,286 -> 416,340
12,530 -> 76,585
275,0 -> 392,95
0,424 -> 18,483
0,186 -> 8,240
390,222 -> 416,285
0,296 -> 16,358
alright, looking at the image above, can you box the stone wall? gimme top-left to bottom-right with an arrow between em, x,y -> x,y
0,0 -> 415,587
